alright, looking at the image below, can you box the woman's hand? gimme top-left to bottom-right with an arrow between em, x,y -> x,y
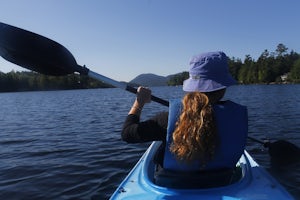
136,86 -> 151,105
128,86 -> 152,115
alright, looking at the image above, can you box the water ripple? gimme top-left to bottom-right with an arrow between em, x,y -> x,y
0,86 -> 299,199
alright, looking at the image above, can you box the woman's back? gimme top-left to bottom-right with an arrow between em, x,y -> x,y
163,99 -> 248,171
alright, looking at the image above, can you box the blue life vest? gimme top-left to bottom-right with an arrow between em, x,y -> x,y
163,98 -> 248,171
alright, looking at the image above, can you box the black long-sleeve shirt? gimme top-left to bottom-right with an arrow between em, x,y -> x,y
121,112 -> 168,143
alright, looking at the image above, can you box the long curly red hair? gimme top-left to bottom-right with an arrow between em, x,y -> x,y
170,92 -> 218,166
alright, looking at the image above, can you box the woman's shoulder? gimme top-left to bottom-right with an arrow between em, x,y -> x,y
151,111 -> 168,121
216,100 -> 247,107
150,111 -> 169,129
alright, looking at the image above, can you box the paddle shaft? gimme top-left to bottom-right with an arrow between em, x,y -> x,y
247,136 -> 270,148
247,136 -> 265,145
88,70 -> 169,107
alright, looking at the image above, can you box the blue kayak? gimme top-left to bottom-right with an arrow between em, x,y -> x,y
110,141 -> 294,199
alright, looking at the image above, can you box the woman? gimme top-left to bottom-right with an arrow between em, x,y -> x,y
122,51 -> 248,171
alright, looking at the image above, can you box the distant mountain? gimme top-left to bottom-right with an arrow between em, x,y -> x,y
129,73 -> 169,86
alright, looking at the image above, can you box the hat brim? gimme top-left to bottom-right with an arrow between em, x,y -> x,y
183,76 -> 237,92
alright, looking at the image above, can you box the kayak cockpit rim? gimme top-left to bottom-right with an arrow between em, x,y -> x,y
110,141 -> 294,199
140,141 -> 252,192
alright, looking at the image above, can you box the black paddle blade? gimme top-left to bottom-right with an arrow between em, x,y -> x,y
0,22 -> 86,76
268,140 -> 300,164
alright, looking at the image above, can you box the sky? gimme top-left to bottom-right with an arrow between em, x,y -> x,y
1,0 -> 300,82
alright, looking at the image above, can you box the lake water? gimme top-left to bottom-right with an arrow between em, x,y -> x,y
0,85 -> 299,199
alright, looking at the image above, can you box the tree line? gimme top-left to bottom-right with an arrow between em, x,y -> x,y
168,44 -> 300,85
0,71 -> 111,92
1,44 -> 300,92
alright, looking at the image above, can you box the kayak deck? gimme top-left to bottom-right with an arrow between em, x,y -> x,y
110,142 -> 294,200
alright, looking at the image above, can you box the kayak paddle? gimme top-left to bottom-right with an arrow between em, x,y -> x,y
248,136 -> 300,163
0,22 -> 169,106
0,22 -> 299,161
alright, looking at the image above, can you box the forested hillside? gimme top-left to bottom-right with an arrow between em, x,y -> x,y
1,44 -> 300,92
168,44 -> 300,85
0,72 -> 112,92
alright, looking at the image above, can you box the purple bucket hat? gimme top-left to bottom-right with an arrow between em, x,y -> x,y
183,51 -> 236,92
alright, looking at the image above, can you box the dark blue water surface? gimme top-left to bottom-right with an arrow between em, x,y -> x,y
0,85 -> 299,199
